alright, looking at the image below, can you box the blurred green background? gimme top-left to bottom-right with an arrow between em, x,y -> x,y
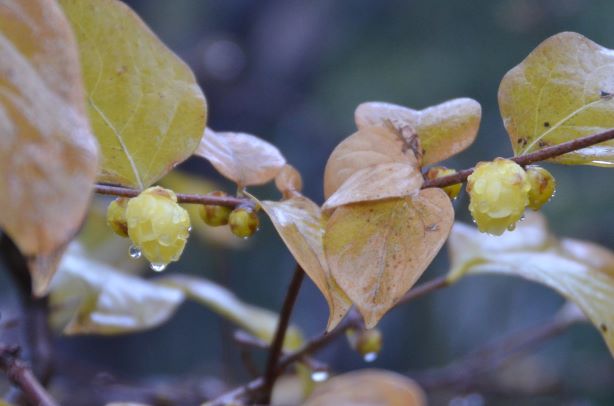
4,0 -> 614,405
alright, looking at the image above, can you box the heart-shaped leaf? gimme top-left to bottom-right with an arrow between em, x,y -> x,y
324,189 -> 454,328
355,98 -> 481,166
195,128 -> 286,187
323,126 -> 420,200
49,243 -> 184,334
303,369 -> 425,406
158,275 -> 304,350
0,0 -> 99,295
59,0 -> 207,189
448,212 -> 614,357
260,196 -> 352,331
499,32 -> 614,166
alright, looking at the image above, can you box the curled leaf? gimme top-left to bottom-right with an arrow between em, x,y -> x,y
0,0 -> 99,295
323,163 -> 423,212
325,189 -> 454,328
355,98 -> 481,166
261,197 -> 351,331
195,128 -> 286,187
49,244 -> 184,334
304,369 -> 426,406
59,0 -> 207,188
275,164 -> 303,199
323,126 -> 419,199
158,275 -> 303,350
447,212 -> 614,356
499,32 -> 614,166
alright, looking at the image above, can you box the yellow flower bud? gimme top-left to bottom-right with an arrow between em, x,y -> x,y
125,186 -> 190,267
106,197 -> 129,237
526,166 -> 556,211
199,191 -> 233,226
228,206 -> 259,239
425,166 -> 462,199
467,158 -> 530,235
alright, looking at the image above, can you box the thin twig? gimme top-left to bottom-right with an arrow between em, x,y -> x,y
207,275 -> 448,405
412,305 -> 584,391
0,344 -> 59,406
94,184 -> 248,207
423,127 -> 614,189
259,264 -> 306,404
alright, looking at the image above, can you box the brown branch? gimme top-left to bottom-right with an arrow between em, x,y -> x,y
206,275 -> 446,405
412,305 -> 584,392
423,127 -> 614,189
94,184 -> 248,208
259,264 -> 306,404
0,344 -> 59,406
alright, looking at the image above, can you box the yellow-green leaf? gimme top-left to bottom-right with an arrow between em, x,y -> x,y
261,196 -> 352,331
325,189 -> 454,328
303,369 -> 426,406
355,98 -> 481,166
195,128 -> 286,187
447,212 -> 614,356
158,275 -> 304,350
323,126 -> 419,199
0,0 -> 99,295
49,243 -> 184,334
59,0 -> 207,188
499,32 -> 614,166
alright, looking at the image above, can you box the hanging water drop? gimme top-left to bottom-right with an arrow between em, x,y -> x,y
310,370 -> 329,382
363,352 -> 378,363
188,226 -> 192,232
129,245 -> 142,259
150,262 -> 167,272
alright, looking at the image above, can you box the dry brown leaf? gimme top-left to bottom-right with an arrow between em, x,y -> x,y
355,98 -> 481,166
324,189 -> 454,328
275,164 -> 303,199
261,196 -> 351,331
323,126 -> 419,199
303,369 -> 426,406
195,127 -> 286,187
0,0 -> 99,295
322,163 -> 423,212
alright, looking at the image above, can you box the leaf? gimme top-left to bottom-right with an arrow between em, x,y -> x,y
323,126 -> 419,199
260,197 -> 352,331
499,32 -> 614,166
322,163 -> 423,212
303,369 -> 426,406
324,189 -> 454,328
195,128 -> 286,187
355,98 -> 481,166
447,212 -> 614,356
49,243 -> 184,334
158,275 -> 304,350
159,171 -> 245,248
59,0 -> 207,189
0,0 -> 99,295
275,164 -> 303,199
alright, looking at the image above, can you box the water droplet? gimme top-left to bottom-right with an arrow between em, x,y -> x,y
363,352 -> 378,362
129,245 -> 142,259
520,214 -> 526,221
150,262 -> 167,272
310,370 -> 329,382
507,223 -> 516,231
188,226 -> 192,232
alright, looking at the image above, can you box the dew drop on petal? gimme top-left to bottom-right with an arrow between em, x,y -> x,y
310,370 -> 329,382
363,352 -> 378,363
129,245 -> 142,259
150,262 -> 167,272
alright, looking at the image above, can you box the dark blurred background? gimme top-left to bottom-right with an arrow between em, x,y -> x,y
5,0 -> 614,405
